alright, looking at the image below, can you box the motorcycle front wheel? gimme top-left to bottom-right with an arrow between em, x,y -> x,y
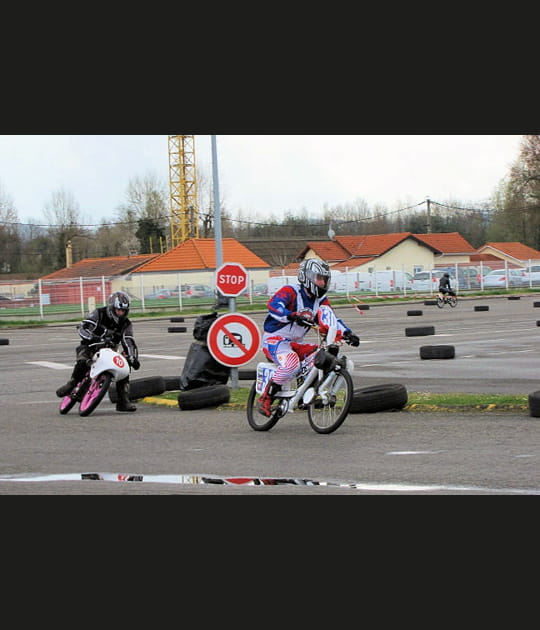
308,369 -> 353,434
79,372 -> 113,417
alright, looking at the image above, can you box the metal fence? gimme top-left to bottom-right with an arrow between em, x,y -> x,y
1,260 -> 539,321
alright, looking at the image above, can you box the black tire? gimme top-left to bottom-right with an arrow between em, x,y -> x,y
168,326 -> 187,333
79,372 -> 113,417
163,375 -> 181,391
238,369 -> 257,380
349,383 -> 408,414
474,305 -> 489,312
59,395 -> 78,415
407,310 -> 423,316
508,296 -> 521,300
246,382 -> 283,431
533,302 -> 540,308
170,317 -> 185,322
0,338 -> 9,345
537,320 -> 540,327
528,391 -> 540,417
177,384 -> 230,411
420,345 -> 456,360
405,325 -> 435,337
108,375 -> 166,402
307,369 -> 354,434
357,304 -> 370,310
424,300 -> 438,306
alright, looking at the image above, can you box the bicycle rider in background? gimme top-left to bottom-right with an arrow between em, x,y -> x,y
438,272 -> 457,300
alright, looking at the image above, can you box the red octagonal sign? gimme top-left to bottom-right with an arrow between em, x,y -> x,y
216,262 -> 248,297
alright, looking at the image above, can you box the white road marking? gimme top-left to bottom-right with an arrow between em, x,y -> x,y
26,361 -> 71,370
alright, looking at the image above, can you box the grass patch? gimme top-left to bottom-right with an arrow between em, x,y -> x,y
152,388 -> 528,410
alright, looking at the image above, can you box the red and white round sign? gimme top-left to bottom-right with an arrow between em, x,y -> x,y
215,262 -> 248,297
207,313 -> 261,367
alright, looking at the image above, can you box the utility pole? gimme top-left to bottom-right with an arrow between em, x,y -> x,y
426,196 -> 432,233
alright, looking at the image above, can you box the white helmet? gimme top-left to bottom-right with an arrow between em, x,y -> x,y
298,258 -> 331,298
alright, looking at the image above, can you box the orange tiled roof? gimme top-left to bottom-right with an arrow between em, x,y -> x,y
477,242 -> 540,261
298,241 -> 351,262
134,238 -> 270,273
40,254 -> 159,281
334,233 -> 423,257
413,232 -> 476,254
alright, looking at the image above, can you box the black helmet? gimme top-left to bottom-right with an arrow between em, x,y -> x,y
107,291 -> 130,324
444,273 -> 450,278
298,258 -> 331,298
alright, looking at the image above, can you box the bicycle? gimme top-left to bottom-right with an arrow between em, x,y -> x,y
246,321 -> 355,435
437,293 -> 458,308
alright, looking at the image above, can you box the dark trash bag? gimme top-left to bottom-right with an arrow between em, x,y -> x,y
193,312 -> 219,342
179,342 -> 230,391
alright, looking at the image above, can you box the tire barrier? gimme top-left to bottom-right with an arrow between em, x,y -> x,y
170,317 -> 185,322
537,321 -> 540,327
508,295 -> 521,300
108,375 -> 166,403
405,325 -> 435,337
534,302 -> 540,308
474,305 -> 489,312
163,375 -> 181,391
349,383 -> 408,414
419,345 -> 456,360
407,310 -> 423,316
0,338 -> 9,345
424,300 -> 438,306
168,326 -> 187,333
178,384 -> 231,411
528,390 -> 540,417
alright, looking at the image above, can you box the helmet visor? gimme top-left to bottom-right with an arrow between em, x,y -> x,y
314,273 -> 329,289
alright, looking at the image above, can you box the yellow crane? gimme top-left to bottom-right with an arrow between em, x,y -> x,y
168,135 -> 199,247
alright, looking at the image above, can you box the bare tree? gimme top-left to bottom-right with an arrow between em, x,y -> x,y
0,182 -> 21,273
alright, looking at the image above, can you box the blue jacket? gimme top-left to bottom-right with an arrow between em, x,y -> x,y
263,283 -> 351,341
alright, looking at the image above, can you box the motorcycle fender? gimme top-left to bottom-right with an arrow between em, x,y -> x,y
89,348 -> 130,380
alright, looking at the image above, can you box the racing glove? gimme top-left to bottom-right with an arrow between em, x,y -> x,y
287,312 -> 314,328
343,331 -> 360,347
129,357 -> 141,370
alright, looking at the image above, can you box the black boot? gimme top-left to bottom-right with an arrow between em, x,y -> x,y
116,379 -> 136,412
56,360 -> 88,398
56,378 -> 76,398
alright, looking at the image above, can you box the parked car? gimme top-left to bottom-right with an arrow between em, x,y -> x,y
181,284 -> 214,298
522,264 -> 540,286
482,268 -> 526,289
252,283 -> 268,296
144,289 -> 178,300
412,270 -> 446,292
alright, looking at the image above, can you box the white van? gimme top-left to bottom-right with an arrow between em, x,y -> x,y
332,271 -> 374,293
373,270 -> 414,292
267,276 -> 299,294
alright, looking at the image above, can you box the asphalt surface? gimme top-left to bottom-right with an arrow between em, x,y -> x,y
0,294 -> 539,494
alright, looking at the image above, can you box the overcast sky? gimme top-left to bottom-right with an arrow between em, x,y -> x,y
0,134 -> 524,226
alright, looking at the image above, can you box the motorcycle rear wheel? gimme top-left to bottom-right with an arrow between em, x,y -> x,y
246,382 -> 283,432
79,372 -> 113,417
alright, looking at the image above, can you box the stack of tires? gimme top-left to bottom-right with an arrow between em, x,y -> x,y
177,312 -> 231,411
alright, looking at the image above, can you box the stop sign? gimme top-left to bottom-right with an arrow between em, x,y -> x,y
216,262 -> 248,297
